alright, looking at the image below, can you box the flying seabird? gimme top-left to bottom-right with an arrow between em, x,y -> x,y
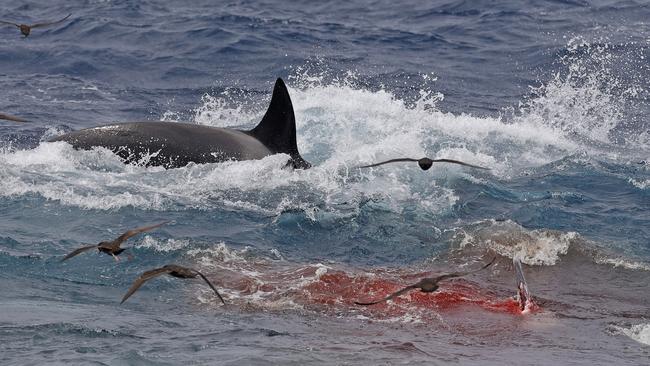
355,257 -> 496,306
358,157 -> 489,171
120,264 -> 226,305
61,221 -> 169,262
0,13 -> 71,37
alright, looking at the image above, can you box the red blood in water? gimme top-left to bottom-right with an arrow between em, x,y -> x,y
301,270 -> 532,316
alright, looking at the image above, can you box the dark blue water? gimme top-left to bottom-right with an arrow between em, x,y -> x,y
1,1 -> 649,364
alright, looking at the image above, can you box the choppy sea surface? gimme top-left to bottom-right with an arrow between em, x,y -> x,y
1,1 -> 649,364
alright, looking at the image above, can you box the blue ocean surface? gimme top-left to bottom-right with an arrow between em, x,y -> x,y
1,0 -> 649,364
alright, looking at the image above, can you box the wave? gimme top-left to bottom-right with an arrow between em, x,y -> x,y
451,219 -> 650,270
612,323 -> 650,347
452,219 -> 577,266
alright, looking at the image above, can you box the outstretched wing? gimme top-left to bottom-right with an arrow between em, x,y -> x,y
431,158 -> 490,170
355,257 -> 496,306
0,113 -> 28,123
31,13 -> 71,29
0,20 -> 20,28
61,245 -> 97,261
431,256 -> 497,283
193,270 -> 226,305
358,158 -> 418,169
120,267 -> 171,304
354,284 -> 418,306
115,221 -> 170,244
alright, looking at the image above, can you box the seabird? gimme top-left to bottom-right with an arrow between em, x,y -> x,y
0,13 -> 71,37
355,257 -> 496,306
358,157 -> 489,171
61,221 -> 169,262
120,264 -> 226,305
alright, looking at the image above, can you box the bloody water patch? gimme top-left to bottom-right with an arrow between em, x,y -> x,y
302,270 -> 526,317
210,253 -> 537,320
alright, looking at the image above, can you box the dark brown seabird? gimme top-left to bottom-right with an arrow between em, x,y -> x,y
0,113 -> 28,123
120,264 -> 226,305
0,13 -> 71,37
358,157 -> 489,171
355,257 -> 496,306
61,221 -> 169,262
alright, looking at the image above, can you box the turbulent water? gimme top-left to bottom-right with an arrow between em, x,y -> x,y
1,1 -> 649,365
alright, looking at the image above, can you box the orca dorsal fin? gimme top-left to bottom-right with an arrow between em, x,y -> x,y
249,78 -> 310,169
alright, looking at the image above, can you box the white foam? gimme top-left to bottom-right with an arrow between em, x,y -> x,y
596,257 -> 650,271
517,35 -> 649,151
614,323 -> 650,346
286,263 -> 331,290
135,236 -> 190,252
629,178 -> 649,190
193,92 -> 259,127
457,220 -> 577,266
2,48 -> 646,216
186,242 -> 252,265
180,241 -> 338,309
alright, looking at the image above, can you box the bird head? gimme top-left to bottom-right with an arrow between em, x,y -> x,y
97,241 -> 111,249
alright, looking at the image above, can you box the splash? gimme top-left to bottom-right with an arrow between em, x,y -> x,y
517,35 -> 649,149
1,44 -> 646,219
136,236 -> 190,252
613,323 -> 650,346
454,220 -> 578,266
628,178 -> 650,190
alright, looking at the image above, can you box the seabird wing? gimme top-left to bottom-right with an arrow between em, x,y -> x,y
0,113 -> 28,123
432,256 -> 497,283
61,245 -> 97,261
354,284 -> 418,306
358,158 -> 418,169
115,221 -> 170,243
355,257 -> 496,306
193,270 -> 226,305
0,20 -> 20,28
31,13 -> 71,29
120,267 -> 171,304
430,159 -> 490,170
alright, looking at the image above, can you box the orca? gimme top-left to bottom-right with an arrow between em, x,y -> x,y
49,78 -> 311,169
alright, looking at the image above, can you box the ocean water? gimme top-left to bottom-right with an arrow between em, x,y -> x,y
1,0 -> 649,364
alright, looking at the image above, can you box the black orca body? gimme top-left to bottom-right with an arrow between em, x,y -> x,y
50,78 -> 310,169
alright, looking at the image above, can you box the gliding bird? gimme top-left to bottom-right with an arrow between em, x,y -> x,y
355,257 -> 496,306
0,13 -> 71,37
358,157 -> 489,171
120,264 -> 226,305
61,221 -> 169,262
